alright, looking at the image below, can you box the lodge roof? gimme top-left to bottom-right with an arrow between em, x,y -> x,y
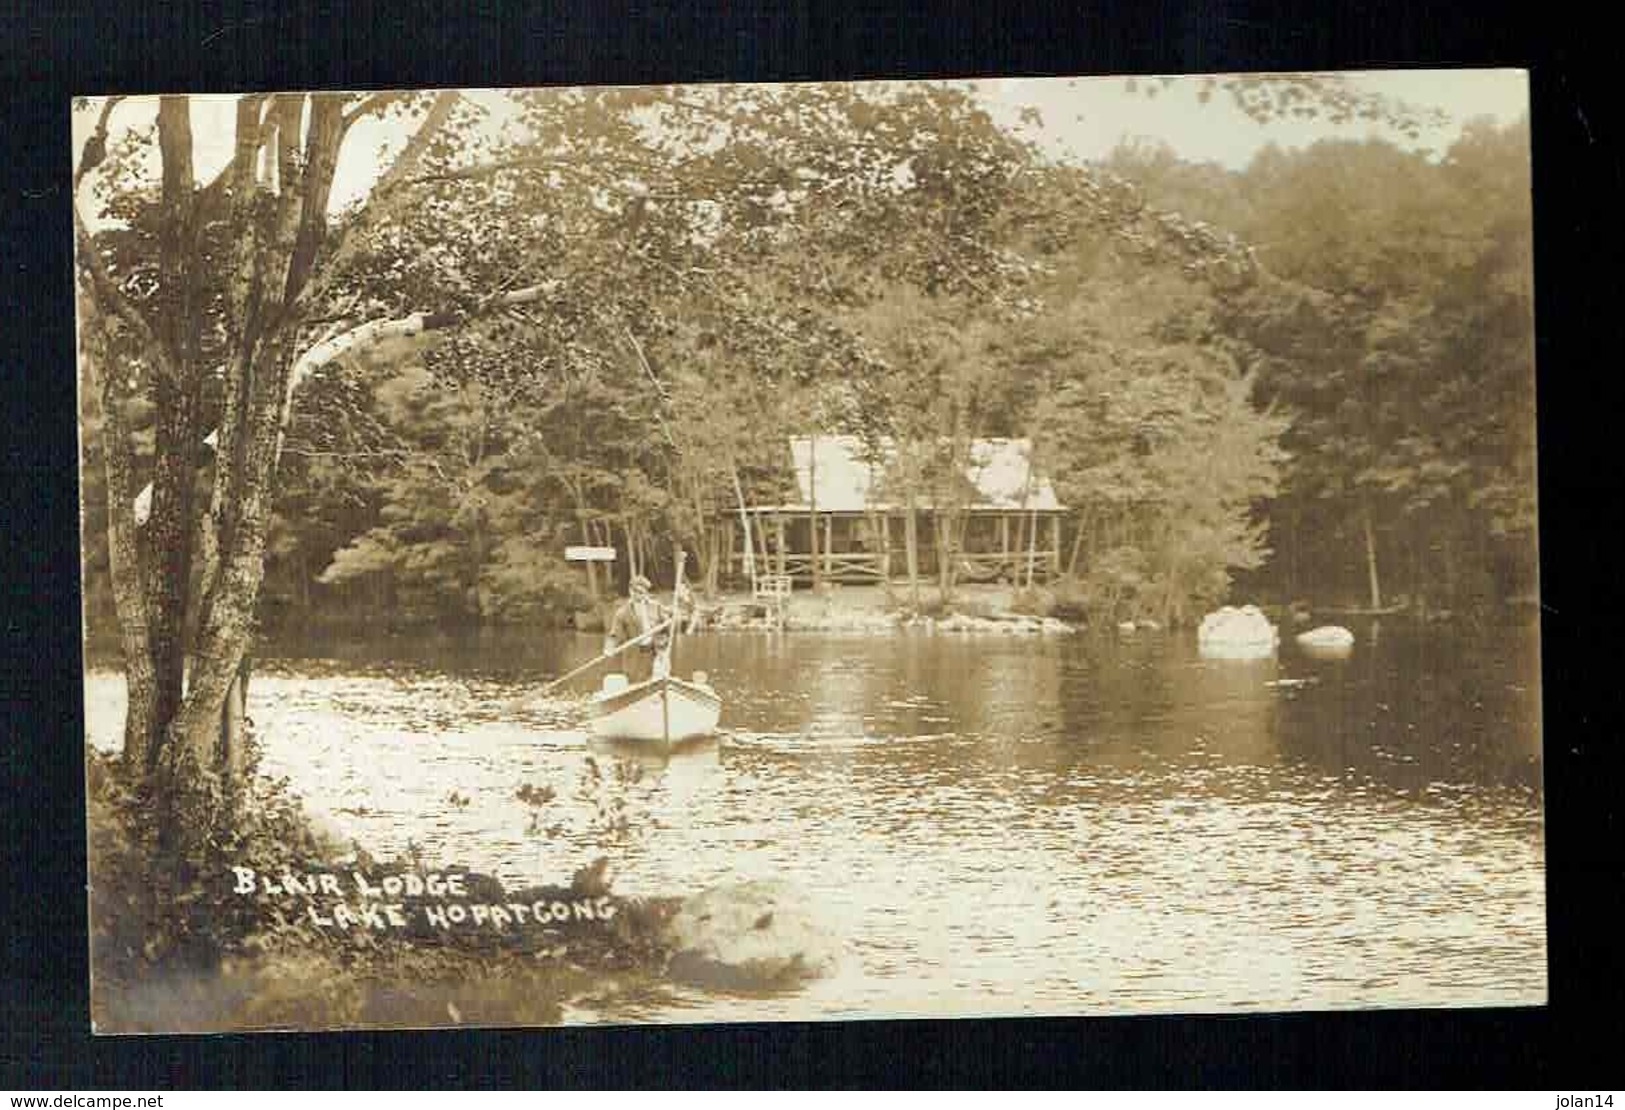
749,435 -> 1064,513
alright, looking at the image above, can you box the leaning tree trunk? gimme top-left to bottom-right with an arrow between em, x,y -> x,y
161,329 -> 302,780
81,306 -> 159,770
730,465 -> 756,587
162,91 -> 462,791
1066,512 -> 1087,578
1362,502 -> 1383,611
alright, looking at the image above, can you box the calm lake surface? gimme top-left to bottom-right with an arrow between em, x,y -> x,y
84,617 -> 1547,1023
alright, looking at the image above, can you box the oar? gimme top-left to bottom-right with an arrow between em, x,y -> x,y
506,617 -> 676,710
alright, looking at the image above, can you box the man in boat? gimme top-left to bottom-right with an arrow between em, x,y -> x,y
605,574 -> 671,682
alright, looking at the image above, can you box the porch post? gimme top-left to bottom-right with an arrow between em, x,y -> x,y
809,506 -> 820,588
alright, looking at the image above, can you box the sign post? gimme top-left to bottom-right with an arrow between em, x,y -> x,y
564,546 -> 618,563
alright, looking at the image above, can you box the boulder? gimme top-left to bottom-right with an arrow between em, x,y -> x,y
662,880 -> 842,991
305,810 -> 353,862
1296,624 -> 1355,657
1197,604 -> 1279,660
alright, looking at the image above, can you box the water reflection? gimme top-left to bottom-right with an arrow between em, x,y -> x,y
83,616 -> 1546,1021
1270,617 -> 1543,799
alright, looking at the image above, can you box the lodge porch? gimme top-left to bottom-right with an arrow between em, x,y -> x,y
715,508 -> 1065,588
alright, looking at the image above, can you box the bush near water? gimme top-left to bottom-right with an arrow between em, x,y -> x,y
87,743 -> 683,1032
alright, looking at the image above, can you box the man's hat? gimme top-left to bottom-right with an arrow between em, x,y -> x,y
631,574 -> 652,592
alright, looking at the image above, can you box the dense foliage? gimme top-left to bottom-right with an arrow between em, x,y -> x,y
80,85 -> 1535,646
1103,118 -> 1536,614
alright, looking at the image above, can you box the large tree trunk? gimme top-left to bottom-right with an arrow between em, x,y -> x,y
81,306 -> 159,769
218,656 -> 251,784
141,96 -> 207,772
79,90 -> 485,865
163,329 -> 303,777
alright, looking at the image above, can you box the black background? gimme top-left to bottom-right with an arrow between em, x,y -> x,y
3,0 -> 1621,1089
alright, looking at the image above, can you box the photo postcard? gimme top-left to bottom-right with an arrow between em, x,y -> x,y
75,69 -> 1544,1033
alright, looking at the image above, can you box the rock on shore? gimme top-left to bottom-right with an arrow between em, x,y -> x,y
702,600 -> 1075,635
662,880 -> 843,991
920,612 -> 1074,635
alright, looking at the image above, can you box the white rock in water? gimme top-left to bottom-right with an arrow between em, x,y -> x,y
1296,625 -> 1355,654
1198,604 -> 1279,659
663,880 -> 843,991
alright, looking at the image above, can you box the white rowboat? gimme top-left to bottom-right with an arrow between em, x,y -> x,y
587,550 -> 722,745
590,673 -> 722,745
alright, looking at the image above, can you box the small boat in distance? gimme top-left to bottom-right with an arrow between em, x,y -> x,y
589,550 -> 723,747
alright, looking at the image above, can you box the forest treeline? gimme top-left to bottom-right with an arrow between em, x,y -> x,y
79,86 -> 1535,638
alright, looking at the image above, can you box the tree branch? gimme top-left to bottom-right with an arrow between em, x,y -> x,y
74,96 -> 125,190
132,278 -> 566,521
286,91 -> 462,321
284,94 -> 346,305
622,325 -> 679,451
341,91 -> 407,131
72,203 -> 176,383
382,153 -> 621,193
197,94 -> 270,206
271,94 -> 304,198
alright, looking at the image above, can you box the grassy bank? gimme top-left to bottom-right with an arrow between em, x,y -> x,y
86,744 -> 681,1033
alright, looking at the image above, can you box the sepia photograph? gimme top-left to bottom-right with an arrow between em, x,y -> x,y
74,69 -> 1543,1034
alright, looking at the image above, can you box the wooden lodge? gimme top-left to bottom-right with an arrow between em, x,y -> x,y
719,435 -> 1067,589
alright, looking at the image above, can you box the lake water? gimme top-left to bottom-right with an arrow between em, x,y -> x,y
83,617 -> 1547,1023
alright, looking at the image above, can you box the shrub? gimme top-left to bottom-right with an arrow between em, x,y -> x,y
1009,586 -> 1056,619
87,732 -> 680,1032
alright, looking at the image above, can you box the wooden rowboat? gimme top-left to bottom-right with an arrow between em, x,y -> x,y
588,550 -> 722,745
590,672 -> 722,745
